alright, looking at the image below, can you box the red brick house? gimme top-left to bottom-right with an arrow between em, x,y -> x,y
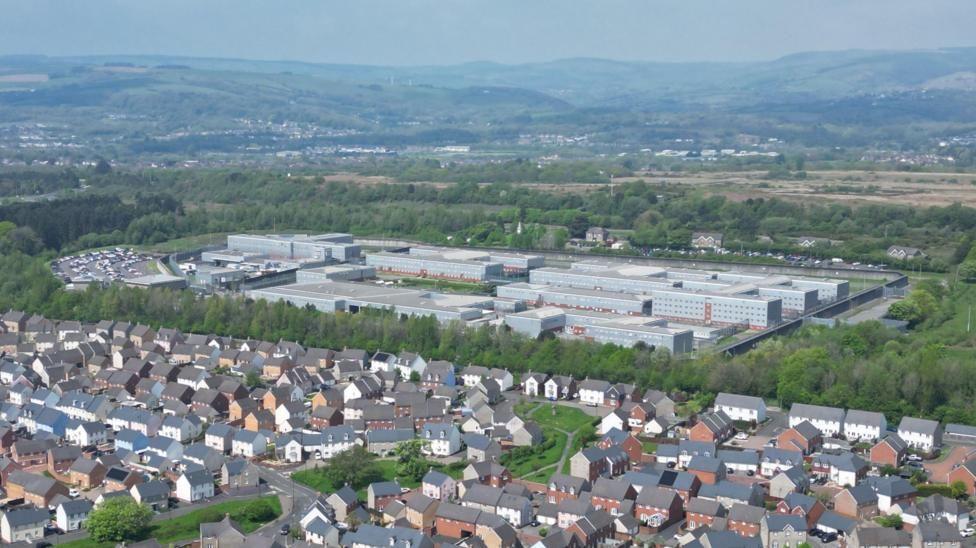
685,497 -> 728,531
566,510 -> 615,548
728,503 -> 764,537
589,478 -> 636,515
689,411 -> 734,443
547,474 -> 590,506
947,459 -> 976,497
596,429 -> 643,465
634,487 -> 684,531
870,434 -> 908,468
776,493 -> 825,528
776,421 -> 823,455
434,502 -> 480,539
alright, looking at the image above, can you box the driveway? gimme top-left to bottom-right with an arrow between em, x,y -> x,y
926,445 -> 976,482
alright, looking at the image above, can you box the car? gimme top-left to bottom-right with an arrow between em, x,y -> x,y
68,488 -> 80,498
666,462 -> 676,469
907,461 -> 924,469
907,454 -> 923,462
530,520 -> 540,527
746,470 -> 755,476
279,523 -> 291,535
822,532 -> 838,543
962,528 -> 974,538
734,432 -> 749,441
727,468 -> 735,475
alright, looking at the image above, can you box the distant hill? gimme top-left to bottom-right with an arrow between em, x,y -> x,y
2,48 -> 976,155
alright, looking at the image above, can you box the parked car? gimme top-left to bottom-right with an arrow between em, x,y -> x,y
734,432 -> 749,441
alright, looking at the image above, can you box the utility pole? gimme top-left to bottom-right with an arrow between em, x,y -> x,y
968,305 -> 972,333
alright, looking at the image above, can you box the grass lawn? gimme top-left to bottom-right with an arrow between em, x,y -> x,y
504,428 -> 567,478
294,458 -> 466,500
530,404 -> 594,433
58,496 -> 281,548
641,440 -> 658,454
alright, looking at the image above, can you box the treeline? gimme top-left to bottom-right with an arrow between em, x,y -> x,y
0,169 -> 82,197
37,169 -> 974,267
0,194 -> 181,250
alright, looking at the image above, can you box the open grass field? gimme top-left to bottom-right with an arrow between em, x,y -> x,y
58,496 -> 281,548
504,428 -> 567,478
293,458 -> 465,500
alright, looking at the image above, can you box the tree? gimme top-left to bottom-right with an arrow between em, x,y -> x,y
85,497 -> 152,542
245,370 -> 262,388
875,514 -> 903,529
325,446 -> 380,489
94,158 -> 112,174
395,439 -> 431,482
951,480 -> 968,499
242,498 -> 277,522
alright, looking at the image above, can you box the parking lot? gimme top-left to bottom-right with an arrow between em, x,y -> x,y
53,248 -> 157,284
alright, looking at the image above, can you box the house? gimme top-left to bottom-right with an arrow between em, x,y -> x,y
68,457 -> 106,489
131,480 -> 171,512
597,428 -> 643,464
871,434 -> 909,468
222,458 -> 260,490
728,503 -> 765,537
243,409 -> 274,433
367,480 -> 403,511
435,501 -> 481,539
523,372 -> 548,397
513,422 -> 544,447
547,474 -> 589,505
692,232 -> 723,250
761,514 -> 808,548
897,416 -> 942,454
1,507 -> 49,543
199,515 -> 246,547
634,487 -> 684,530
946,459 -> 976,497
342,524 -> 434,548
769,466 -> 809,499
760,447 -> 804,478
6,469 -> 70,507
588,477 -> 636,516
421,423 -> 462,456
104,466 -> 143,492
685,497 -> 728,531
655,440 -> 717,469
687,456 -> 727,485
463,461 -> 512,488
47,446 -> 82,475
566,509 -> 616,547
690,410 -> 734,443
176,469 -> 214,502
600,409 -> 626,435
916,494 -> 970,531
421,469 -> 456,501
844,409 -> 888,442
776,492 -> 825,528
115,428 -> 149,454
848,525 -> 911,548
320,425 -> 359,458
810,452 -> 869,486
912,521 -> 963,548
715,393 -> 766,424
586,227 -> 610,243
888,245 -> 925,260
544,375 -> 576,401
304,517 -> 340,546
66,420 -> 108,447
463,432 -> 502,463
231,430 -> 268,458
776,420 -> 823,454
160,415 -> 202,443
420,360 -> 455,388
789,403 -> 845,437
833,484 -> 879,519
56,499 -> 93,532
697,481 -> 764,509
205,423 -> 236,453
866,476 -> 917,513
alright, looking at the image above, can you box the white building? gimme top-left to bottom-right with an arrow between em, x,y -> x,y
714,393 -> 766,423
421,423 -> 461,456
175,469 -> 214,502
789,403 -> 845,437
844,409 -> 887,442
56,500 -> 92,532
898,417 -> 942,453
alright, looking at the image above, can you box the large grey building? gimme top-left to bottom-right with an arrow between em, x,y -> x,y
366,251 -> 504,282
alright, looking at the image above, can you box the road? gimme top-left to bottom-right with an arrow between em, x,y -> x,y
257,463 -> 320,543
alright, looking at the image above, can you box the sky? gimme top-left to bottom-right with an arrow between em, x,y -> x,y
1,0 -> 974,66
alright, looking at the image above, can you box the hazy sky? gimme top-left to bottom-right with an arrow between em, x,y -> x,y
2,0 -> 974,66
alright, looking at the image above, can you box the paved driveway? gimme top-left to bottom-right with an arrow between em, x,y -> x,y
926,445 -> 976,482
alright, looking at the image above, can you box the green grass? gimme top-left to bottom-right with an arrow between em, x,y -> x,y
293,458 -> 464,500
392,276 -> 491,294
58,496 -> 282,548
642,440 -> 658,454
529,404 -> 594,433
504,428 -> 567,478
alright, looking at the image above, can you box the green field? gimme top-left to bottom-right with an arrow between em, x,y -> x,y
293,458 -> 465,500
530,404 -> 596,432
513,403 -> 599,481
503,428 -> 567,478
58,496 -> 282,548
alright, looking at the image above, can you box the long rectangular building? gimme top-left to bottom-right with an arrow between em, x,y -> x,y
503,307 -> 693,354
211,233 -> 362,263
529,267 -> 676,294
247,281 -> 489,323
366,252 -> 504,282
409,246 -> 544,275
650,287 -> 782,329
497,283 -> 653,316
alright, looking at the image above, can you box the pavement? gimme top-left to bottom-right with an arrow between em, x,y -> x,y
925,445 -> 976,482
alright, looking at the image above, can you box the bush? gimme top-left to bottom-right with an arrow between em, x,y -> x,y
85,498 -> 153,542
241,499 -> 277,522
